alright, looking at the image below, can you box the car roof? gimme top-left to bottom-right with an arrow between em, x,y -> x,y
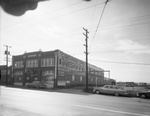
104,85 -> 117,87
33,81 -> 40,82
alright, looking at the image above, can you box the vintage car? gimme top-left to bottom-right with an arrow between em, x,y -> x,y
137,90 -> 150,99
26,81 -> 47,89
93,85 -> 128,96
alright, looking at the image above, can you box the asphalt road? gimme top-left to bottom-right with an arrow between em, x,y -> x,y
0,86 -> 150,116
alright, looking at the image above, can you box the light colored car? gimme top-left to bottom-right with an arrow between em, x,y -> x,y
93,85 -> 128,96
27,81 -> 47,89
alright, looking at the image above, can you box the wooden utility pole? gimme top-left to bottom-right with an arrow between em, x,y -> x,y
4,45 -> 11,86
83,27 -> 89,91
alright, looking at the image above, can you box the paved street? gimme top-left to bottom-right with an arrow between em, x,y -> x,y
0,86 -> 150,116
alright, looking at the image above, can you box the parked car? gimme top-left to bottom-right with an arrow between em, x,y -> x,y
26,81 -> 47,89
93,85 -> 128,96
137,90 -> 150,99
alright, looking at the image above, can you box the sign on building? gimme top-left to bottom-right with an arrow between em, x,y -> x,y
126,82 -> 134,87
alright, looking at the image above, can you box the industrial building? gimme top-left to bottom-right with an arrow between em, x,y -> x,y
1,49 -> 115,88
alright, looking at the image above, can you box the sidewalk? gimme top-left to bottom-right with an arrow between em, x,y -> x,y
2,85 -> 93,95
0,105 -> 45,116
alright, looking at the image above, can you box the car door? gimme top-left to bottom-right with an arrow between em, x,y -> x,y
146,91 -> 150,97
108,85 -> 115,95
101,85 -> 110,94
113,86 -> 125,94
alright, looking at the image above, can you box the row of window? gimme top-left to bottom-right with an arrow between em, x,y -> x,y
71,75 -> 106,83
14,71 -> 23,75
0,70 -> 11,75
14,58 -> 55,68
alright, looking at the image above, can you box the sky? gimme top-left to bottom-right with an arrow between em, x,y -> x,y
0,0 -> 150,83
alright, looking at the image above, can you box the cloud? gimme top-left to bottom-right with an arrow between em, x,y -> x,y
116,39 -> 150,54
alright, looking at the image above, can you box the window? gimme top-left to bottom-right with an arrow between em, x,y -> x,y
80,76 -> 82,82
14,71 -> 23,75
59,59 -> 61,65
72,75 -> 75,81
104,85 -> 109,88
42,70 -> 54,76
1,70 -> 6,74
109,86 -> 113,89
41,58 -> 54,67
58,71 -> 65,76
14,61 -> 24,68
26,60 -> 38,67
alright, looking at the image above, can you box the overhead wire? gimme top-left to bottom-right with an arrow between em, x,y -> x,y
89,0 -> 109,52
61,14 -> 150,36
27,2 -> 106,26
71,49 -> 150,56
90,49 -> 150,54
1,0 -> 150,50
88,0 -> 98,29
2,1 -> 105,33
97,21 -> 150,31
2,0 -> 150,35
89,59 -> 150,66
1,1 -> 84,30
100,14 -> 150,26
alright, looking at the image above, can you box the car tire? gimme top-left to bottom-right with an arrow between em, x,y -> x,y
140,94 -> 146,99
95,90 -> 100,94
114,93 -> 119,96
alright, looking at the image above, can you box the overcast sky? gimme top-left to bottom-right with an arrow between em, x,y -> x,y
0,0 -> 150,83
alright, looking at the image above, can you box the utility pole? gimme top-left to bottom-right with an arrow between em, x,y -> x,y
83,27 -> 89,91
4,45 -> 11,86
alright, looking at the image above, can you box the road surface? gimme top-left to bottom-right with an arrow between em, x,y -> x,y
0,86 -> 150,116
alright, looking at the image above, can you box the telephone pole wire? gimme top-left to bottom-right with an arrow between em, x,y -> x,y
83,27 -> 89,91
4,45 -> 11,86
89,0 -> 110,52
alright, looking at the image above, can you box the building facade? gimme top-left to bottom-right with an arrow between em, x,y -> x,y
10,49 -> 115,88
0,65 -> 13,85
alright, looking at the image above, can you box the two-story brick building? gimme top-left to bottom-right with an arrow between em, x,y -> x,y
12,49 -> 113,88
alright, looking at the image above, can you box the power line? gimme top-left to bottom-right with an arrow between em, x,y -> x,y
89,59 -> 150,66
100,14 -> 150,26
88,0 -> 98,28
90,49 -> 150,54
1,1 -> 84,30
2,2 -> 105,33
71,49 -> 150,56
28,2 -> 105,25
97,21 -> 150,31
58,15 -> 150,36
65,14 -> 150,33
89,0 -> 110,52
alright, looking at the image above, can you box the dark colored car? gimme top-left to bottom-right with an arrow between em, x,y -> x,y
93,85 -> 128,96
27,81 -> 47,89
137,90 -> 150,99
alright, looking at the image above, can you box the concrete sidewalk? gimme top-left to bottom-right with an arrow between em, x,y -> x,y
2,85 -> 93,95
0,105 -> 46,116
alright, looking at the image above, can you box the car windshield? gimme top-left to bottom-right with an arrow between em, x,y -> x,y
104,85 -> 109,88
33,81 -> 40,83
